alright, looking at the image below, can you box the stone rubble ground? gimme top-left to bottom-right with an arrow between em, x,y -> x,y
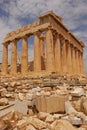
0,73 -> 87,130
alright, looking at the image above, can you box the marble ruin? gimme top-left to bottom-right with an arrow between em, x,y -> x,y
1,11 -> 85,76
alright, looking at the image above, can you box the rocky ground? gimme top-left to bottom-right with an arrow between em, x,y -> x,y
0,73 -> 87,130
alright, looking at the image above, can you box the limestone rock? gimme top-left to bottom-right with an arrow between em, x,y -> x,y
18,93 -> 24,101
44,92 -> 51,96
38,112 -> 50,120
27,109 -> 34,116
72,99 -> 81,112
0,119 -> 12,130
65,101 -> 86,121
71,88 -> 84,97
42,128 -> 50,130
45,115 -> 54,123
6,93 -> 13,98
65,101 -> 77,114
53,120 -> 77,130
16,119 -> 27,129
27,117 -> 47,129
14,100 -> 29,115
26,124 -> 36,130
36,95 -> 68,113
3,82 -> 9,87
0,88 -> 7,97
81,98 -> 87,115
32,87 -> 41,92
26,93 -> 35,101
10,82 -> 16,87
7,87 -> 15,92
0,98 -> 9,106
69,115 -> 83,125
0,119 -> 8,130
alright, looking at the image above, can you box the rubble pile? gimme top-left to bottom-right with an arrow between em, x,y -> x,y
0,74 -> 87,130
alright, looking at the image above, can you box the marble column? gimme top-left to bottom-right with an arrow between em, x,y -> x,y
21,35 -> 28,74
11,40 -> 17,74
2,43 -> 8,75
40,34 -> 45,70
79,52 -> 83,74
78,50 -> 81,74
34,31 -> 41,72
67,42 -> 72,74
46,28 -> 55,72
81,52 -> 85,74
75,49 -> 79,74
61,38 -> 67,73
54,34 -> 61,72
72,46 -> 76,74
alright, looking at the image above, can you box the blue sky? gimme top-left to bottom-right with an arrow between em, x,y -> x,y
0,0 -> 87,73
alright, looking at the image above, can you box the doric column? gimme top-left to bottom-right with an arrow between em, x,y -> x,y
2,43 -> 8,75
75,49 -> 79,74
79,52 -> 81,74
21,35 -> 28,74
81,52 -> 85,74
54,34 -> 61,72
78,50 -> 81,74
11,40 -> 17,75
40,34 -> 45,70
46,28 -> 55,72
72,46 -> 76,74
67,42 -> 72,74
61,37 -> 67,73
34,31 -> 41,72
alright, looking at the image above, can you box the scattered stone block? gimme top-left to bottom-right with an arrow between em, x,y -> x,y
69,116 -> 83,125
14,100 -> 28,115
71,88 -> 84,97
27,109 -> 34,116
65,101 -> 77,114
36,95 -> 68,113
38,112 -> 50,120
81,98 -> 87,115
0,102 -> 14,117
45,114 -> 54,123
0,98 -> 9,106
53,119 -> 77,130
26,124 -> 36,130
16,119 -> 27,130
18,93 -> 24,101
0,119 -> 8,130
27,117 -> 47,129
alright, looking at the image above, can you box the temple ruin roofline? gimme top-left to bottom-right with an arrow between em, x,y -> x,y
1,11 -> 85,75
3,11 -> 84,47
3,23 -> 50,43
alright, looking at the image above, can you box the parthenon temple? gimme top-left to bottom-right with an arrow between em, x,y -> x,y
2,11 -> 85,76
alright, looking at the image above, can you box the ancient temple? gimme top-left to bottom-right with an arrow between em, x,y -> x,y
1,11 -> 85,75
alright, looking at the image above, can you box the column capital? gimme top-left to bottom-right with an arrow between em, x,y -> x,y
34,30 -> 41,36
22,35 -> 28,39
3,42 -> 9,46
40,33 -> 45,40
59,35 -> 65,42
74,47 -> 78,51
46,26 -> 55,34
46,25 -> 52,30
12,39 -> 18,44
67,41 -> 71,47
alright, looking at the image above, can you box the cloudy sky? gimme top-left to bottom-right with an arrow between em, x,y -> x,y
0,0 -> 87,73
